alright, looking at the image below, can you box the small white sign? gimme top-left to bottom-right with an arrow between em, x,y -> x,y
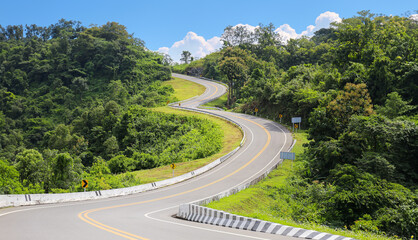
291,117 -> 301,123
280,152 -> 296,160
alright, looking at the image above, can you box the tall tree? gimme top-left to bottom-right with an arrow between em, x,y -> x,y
180,51 -> 192,64
219,57 -> 248,105
327,83 -> 374,133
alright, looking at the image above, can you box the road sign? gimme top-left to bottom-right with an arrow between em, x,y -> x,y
294,123 -> 298,129
280,152 -> 296,160
291,117 -> 301,123
82,179 -> 88,188
170,163 -> 176,169
255,108 -> 258,113
279,114 -> 283,118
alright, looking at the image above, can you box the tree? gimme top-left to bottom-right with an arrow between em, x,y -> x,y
0,159 -> 23,194
162,54 -> 173,66
103,136 -> 119,158
376,92 -> 415,118
180,51 -> 192,64
15,149 -> 47,186
52,153 -> 76,189
108,80 -> 129,106
108,155 -> 135,174
47,124 -> 73,150
219,56 -> 248,105
221,25 -> 255,47
71,77 -> 89,100
254,23 -> 281,48
90,157 -> 111,176
327,83 -> 374,133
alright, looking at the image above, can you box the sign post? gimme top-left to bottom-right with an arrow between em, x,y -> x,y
280,151 -> 296,168
278,114 -> 283,123
170,163 -> 176,177
291,117 -> 302,132
255,108 -> 258,116
82,179 -> 88,192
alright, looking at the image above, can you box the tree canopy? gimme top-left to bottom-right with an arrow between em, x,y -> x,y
172,11 -> 418,238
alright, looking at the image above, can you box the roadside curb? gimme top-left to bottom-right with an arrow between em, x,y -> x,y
177,135 -> 357,240
0,105 -> 246,209
178,204 -> 355,240
0,145 -> 243,208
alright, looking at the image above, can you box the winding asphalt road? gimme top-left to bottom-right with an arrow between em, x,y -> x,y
0,73 -> 294,240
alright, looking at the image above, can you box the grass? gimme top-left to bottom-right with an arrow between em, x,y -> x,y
292,130 -> 309,156
205,130 -> 399,240
118,77 -> 243,184
201,92 -> 228,109
162,77 -> 206,102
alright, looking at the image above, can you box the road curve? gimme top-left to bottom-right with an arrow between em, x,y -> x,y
0,74 -> 294,240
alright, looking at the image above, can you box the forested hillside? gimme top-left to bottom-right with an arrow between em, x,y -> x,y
0,20 -> 222,194
175,11 -> 418,238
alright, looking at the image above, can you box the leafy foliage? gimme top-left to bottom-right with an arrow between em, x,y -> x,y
0,20 -> 223,194
185,11 -> 418,238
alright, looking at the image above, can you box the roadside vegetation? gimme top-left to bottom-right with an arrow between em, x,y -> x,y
120,105 -> 242,185
178,11 -> 418,239
207,131 -> 399,240
202,93 -> 228,110
0,21 -> 242,195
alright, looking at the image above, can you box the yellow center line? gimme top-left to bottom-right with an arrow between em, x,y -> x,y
78,80 -> 273,240
182,81 -> 220,107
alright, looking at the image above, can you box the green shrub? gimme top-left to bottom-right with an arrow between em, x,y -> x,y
108,155 -> 135,174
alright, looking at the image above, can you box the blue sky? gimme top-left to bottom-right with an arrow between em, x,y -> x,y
1,0 -> 416,61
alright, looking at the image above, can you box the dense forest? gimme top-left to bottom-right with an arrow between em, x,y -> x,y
0,20 -> 222,194
174,11 -> 418,238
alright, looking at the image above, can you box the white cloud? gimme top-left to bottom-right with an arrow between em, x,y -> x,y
274,24 -> 299,42
157,32 -> 222,62
234,23 -> 258,33
157,11 -> 343,61
410,14 -> 418,21
158,47 -> 169,55
302,11 -> 342,36
275,11 -> 342,42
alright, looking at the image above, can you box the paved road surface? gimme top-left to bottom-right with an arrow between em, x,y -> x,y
0,74 -> 295,240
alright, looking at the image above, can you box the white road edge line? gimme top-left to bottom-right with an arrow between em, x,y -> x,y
191,117 -> 287,204
0,108 -> 255,218
144,206 -> 271,240
144,119 -> 288,238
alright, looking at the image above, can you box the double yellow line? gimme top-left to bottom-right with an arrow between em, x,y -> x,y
181,81 -> 220,107
78,81 -> 272,240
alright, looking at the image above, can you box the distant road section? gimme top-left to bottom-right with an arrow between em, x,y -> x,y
0,73 -> 294,240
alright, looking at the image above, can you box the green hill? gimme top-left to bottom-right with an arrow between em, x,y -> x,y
0,20 -> 222,194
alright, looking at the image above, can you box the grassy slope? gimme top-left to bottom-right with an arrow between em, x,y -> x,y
206,130 -> 398,240
162,77 -> 206,101
202,93 -> 228,109
119,78 -> 242,184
